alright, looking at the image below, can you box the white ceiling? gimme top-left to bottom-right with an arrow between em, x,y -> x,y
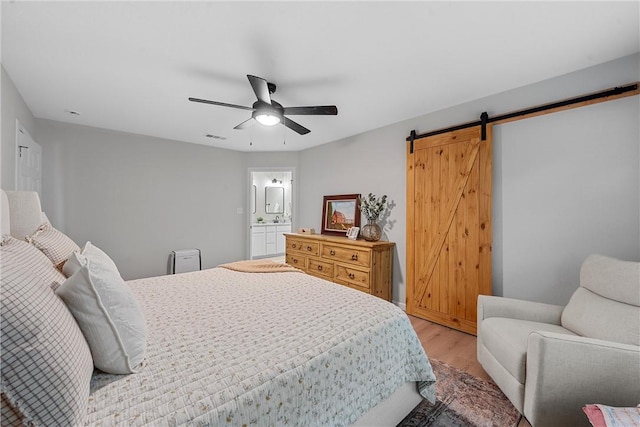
2,1 -> 638,152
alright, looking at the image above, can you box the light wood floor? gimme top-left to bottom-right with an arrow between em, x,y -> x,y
409,315 -> 532,427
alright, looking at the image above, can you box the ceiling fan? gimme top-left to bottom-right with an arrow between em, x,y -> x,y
189,75 -> 338,135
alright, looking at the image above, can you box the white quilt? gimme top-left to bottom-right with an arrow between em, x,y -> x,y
86,268 -> 435,426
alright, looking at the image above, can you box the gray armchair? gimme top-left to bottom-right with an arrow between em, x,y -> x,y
477,254 -> 640,427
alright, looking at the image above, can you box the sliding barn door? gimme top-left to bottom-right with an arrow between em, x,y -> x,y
406,126 -> 492,335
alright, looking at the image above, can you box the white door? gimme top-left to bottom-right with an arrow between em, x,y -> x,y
16,121 -> 42,196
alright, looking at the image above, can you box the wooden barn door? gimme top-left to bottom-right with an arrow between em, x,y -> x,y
406,126 -> 492,335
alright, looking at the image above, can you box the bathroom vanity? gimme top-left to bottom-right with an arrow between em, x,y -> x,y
251,223 -> 292,258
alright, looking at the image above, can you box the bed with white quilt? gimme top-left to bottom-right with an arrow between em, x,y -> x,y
0,190 -> 436,426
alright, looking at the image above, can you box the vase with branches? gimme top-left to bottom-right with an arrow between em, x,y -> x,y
359,193 -> 387,241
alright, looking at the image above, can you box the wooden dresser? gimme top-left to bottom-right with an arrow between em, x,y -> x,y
284,233 -> 395,301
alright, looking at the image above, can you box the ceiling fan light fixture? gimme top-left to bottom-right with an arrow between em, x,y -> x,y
254,112 -> 281,126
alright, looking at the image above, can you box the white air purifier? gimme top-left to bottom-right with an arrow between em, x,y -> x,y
169,249 -> 201,274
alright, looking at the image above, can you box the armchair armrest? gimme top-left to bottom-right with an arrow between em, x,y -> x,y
524,331 -> 640,427
477,295 -> 564,325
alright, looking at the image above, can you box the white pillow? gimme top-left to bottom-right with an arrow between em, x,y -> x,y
56,242 -> 147,374
63,241 -> 120,278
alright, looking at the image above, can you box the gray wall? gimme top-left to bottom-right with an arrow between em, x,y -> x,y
298,54 -> 640,307
298,127 -> 410,305
500,97 -> 638,304
1,65 -> 37,189
37,119 -> 249,280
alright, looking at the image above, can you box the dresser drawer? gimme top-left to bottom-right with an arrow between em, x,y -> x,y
307,258 -> 333,279
335,279 -> 370,294
321,244 -> 370,268
335,264 -> 370,288
287,239 -> 319,256
286,253 -> 307,270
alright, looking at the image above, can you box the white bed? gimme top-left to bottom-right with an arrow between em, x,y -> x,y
0,190 -> 436,426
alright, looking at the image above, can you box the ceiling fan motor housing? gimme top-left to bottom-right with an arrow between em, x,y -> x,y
252,100 -> 283,124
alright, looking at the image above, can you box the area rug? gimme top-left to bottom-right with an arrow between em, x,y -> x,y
397,359 -> 522,427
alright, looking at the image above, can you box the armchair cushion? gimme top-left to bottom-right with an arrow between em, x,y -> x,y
562,254 -> 640,346
580,254 -> 640,306
480,318 -> 576,383
561,287 -> 640,346
478,295 -> 564,325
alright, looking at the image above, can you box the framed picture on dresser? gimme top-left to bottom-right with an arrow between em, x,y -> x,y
321,194 -> 361,236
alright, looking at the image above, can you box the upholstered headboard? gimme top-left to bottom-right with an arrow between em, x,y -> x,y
0,190 -> 45,239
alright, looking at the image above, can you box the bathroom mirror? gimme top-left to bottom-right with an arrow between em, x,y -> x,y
265,186 -> 284,214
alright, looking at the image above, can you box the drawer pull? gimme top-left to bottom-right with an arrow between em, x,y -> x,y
330,250 -> 336,256
351,254 -> 358,261
317,265 -> 323,271
348,273 -> 355,279
306,246 -> 312,251
292,244 -> 297,249
293,259 -> 298,264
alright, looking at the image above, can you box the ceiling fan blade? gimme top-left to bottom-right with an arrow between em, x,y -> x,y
282,105 -> 338,116
283,117 -> 310,135
247,75 -> 272,105
189,97 -> 253,111
233,118 -> 254,130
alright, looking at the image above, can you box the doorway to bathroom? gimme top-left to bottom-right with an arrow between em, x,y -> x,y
248,168 -> 295,260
